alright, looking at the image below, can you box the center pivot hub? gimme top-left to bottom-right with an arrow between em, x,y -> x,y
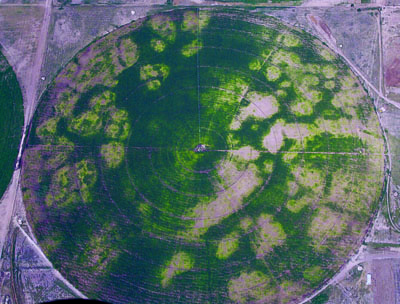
194,144 -> 207,153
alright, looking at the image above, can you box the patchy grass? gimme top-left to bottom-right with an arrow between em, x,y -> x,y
105,109 -> 130,141
150,39 -> 166,52
161,252 -> 194,287
182,39 -> 202,57
149,14 -> 176,42
100,142 -> 125,168
303,266 -> 326,285
76,159 -> 97,203
279,33 -> 301,47
228,271 -> 276,304
216,232 -> 239,259
291,99 -> 314,116
265,65 -> 281,81
253,213 -> 286,257
182,10 -> 198,32
308,207 -> 348,251
119,38 -> 138,67
68,111 -> 102,137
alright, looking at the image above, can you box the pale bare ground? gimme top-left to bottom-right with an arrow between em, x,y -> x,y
231,146 -> 260,160
0,6 -> 43,115
24,0 -> 52,126
0,170 -> 20,260
263,121 -> 309,153
301,0 -> 350,7
13,216 -> 86,298
307,13 -> 400,111
231,92 -> 278,130
372,259 -> 396,304
186,162 -> 261,238
299,246 -> 400,304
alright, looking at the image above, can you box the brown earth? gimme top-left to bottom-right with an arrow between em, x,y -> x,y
385,57 -> 400,87
372,259 -> 397,304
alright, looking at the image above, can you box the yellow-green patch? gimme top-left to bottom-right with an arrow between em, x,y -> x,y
68,111 -> 102,137
265,65 -> 281,81
291,100 -> 313,116
147,79 -> 161,90
249,59 -> 263,71
182,10 -> 198,32
76,159 -> 97,202
54,90 -> 80,117
308,207 -> 348,251
324,80 -> 335,89
216,232 -> 239,259
140,64 -> 170,81
45,166 -> 78,207
37,117 -> 59,139
296,166 -> 324,192
90,91 -> 115,112
119,38 -> 138,67
287,195 -> 313,213
302,74 -> 319,86
271,50 -> 301,67
279,33 -> 300,47
319,48 -> 335,61
161,252 -> 194,287
264,159 -> 274,174
105,109 -> 130,140
183,163 -> 261,239
240,217 -> 253,232
182,39 -> 202,57
228,271 -> 276,303
150,39 -> 166,53
148,15 -> 176,42
83,224 -> 120,272
101,141 -> 125,168
322,65 -> 337,79
303,266 -> 325,285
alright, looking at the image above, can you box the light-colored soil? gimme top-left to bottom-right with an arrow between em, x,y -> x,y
187,163 -> 261,238
263,120 -> 310,152
231,92 -> 278,130
231,146 -> 260,161
253,213 -> 286,258
372,259 -> 397,304
382,8 -> 400,93
308,207 -> 347,251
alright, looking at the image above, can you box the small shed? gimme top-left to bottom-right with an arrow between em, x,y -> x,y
366,273 -> 372,286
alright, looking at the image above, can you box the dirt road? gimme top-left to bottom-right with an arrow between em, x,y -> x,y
299,246 -> 400,303
0,170 -> 20,261
23,0 -> 52,127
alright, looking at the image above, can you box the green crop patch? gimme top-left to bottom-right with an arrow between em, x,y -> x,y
21,8 -> 384,304
0,52 -> 23,199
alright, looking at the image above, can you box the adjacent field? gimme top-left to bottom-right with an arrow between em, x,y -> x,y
0,51 -> 23,199
21,8 -> 384,304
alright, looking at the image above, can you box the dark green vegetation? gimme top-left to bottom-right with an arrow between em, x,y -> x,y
0,51 -> 23,198
21,9 -> 384,304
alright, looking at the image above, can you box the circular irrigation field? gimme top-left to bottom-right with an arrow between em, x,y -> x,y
22,9 -> 385,304
0,51 -> 23,199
